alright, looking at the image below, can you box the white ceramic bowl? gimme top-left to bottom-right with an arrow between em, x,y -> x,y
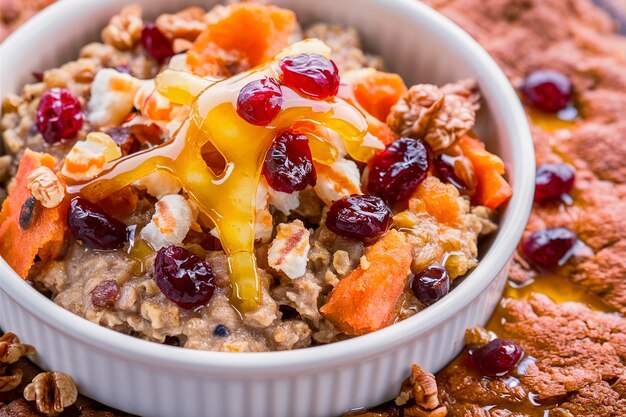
0,0 -> 534,416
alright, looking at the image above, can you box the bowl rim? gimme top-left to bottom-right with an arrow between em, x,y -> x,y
0,0 -> 534,373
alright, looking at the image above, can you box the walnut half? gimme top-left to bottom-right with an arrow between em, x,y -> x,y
396,365 -> 448,417
0,332 -> 36,367
23,372 -> 78,416
0,333 -> 36,392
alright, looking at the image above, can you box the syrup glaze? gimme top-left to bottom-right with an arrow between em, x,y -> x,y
67,40 -> 380,312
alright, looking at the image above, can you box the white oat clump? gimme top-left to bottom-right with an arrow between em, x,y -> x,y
313,157 -> 362,206
61,132 -> 122,181
88,68 -> 142,128
268,220 -> 311,279
140,194 -> 194,250
135,171 -> 182,199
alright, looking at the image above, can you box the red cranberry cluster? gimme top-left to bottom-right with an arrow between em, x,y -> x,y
235,54 -> 341,194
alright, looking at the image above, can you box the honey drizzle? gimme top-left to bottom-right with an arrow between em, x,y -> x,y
67,41 -> 377,312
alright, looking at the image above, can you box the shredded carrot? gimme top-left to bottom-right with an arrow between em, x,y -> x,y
458,136 -> 512,209
0,150 -> 69,278
187,3 -> 296,76
350,70 -> 407,122
320,230 -> 413,335
411,176 -> 462,226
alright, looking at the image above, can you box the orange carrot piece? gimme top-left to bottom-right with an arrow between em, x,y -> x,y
320,230 -> 413,335
367,116 -> 398,146
187,3 -> 296,76
458,136 -> 512,209
351,70 -> 407,122
0,150 -> 69,278
412,176 -> 462,226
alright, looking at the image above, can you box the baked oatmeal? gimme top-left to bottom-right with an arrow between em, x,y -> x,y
0,2 -> 508,352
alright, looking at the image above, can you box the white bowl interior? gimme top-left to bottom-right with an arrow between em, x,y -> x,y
0,1 -> 534,415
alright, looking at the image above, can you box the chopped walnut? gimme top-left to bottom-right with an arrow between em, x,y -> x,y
156,7 -> 207,41
27,166 -> 65,208
23,372 -> 78,416
0,333 -> 36,367
396,365 -> 448,417
464,326 -> 496,346
101,5 -> 143,51
0,365 -> 23,392
387,79 -> 480,151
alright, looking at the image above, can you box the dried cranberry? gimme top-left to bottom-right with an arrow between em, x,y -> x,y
279,54 -> 340,100
521,227 -> 577,270
140,23 -> 174,63
263,130 -> 316,193
326,194 -> 391,244
534,163 -> 575,202
32,72 -> 44,82
521,70 -> 572,113
36,88 -> 84,144
154,245 -> 216,309
433,154 -> 467,190
236,78 -> 283,126
470,338 -> 523,377
91,280 -> 119,309
410,264 -> 450,306
366,138 -> 430,203
67,197 -> 128,250
106,127 -> 141,156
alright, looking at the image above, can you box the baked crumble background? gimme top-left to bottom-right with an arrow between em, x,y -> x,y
1,0 -> 626,416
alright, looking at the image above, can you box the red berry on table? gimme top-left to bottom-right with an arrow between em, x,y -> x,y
470,338 -> 523,377
534,163 -> 575,203
521,70 -> 572,113
521,227 -> 577,270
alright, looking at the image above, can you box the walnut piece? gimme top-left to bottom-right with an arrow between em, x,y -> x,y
0,365 -> 23,392
101,5 -> 143,51
0,333 -> 36,367
27,166 -> 65,208
387,79 -> 480,151
156,7 -> 207,41
23,372 -> 78,416
464,325 -> 496,346
395,365 -> 448,417
0,333 -> 35,393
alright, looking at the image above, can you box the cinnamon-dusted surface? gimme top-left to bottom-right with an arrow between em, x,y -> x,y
438,295 -> 626,416
0,0 -> 56,41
